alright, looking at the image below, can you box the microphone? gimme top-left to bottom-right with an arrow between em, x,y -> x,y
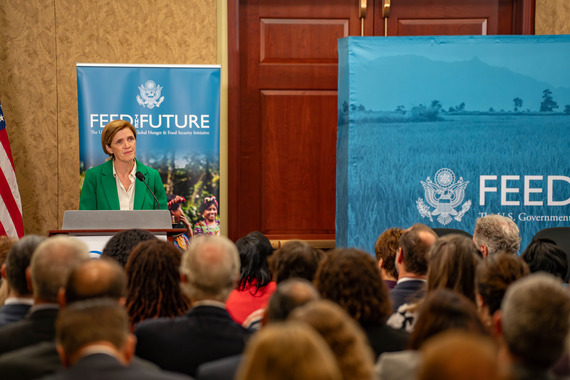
136,171 -> 160,210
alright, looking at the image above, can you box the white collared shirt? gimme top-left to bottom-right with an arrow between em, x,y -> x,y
112,161 -> 137,210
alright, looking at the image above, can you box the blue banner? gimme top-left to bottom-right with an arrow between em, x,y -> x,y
337,36 -> 570,254
77,64 -> 220,225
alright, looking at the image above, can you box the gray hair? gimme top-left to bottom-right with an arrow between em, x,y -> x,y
501,273 -> 570,368
30,236 -> 90,302
181,236 -> 239,302
473,214 -> 520,255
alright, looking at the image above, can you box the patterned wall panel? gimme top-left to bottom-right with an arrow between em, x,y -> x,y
536,0 -> 570,35
0,1 -> 59,235
0,0 -> 216,235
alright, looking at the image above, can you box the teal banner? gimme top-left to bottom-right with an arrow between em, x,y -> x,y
337,36 -> 570,253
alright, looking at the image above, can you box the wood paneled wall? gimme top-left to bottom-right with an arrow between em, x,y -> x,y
0,1 -> 217,235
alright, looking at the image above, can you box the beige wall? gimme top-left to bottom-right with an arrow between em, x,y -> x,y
536,0 -> 570,34
0,1 -> 217,235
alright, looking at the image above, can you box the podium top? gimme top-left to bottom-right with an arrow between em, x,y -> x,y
62,210 -> 172,230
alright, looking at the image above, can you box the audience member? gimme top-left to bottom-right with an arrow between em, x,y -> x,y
235,322 -> 342,380
125,240 -> 191,328
0,258 -> 130,379
418,331 -> 501,380
473,214 -> 521,257
135,236 -> 251,377
475,253 -> 529,330
496,273 -> 570,380
0,235 -> 46,326
196,278 -> 320,380
269,240 -> 324,283
520,237 -> 568,281
315,248 -> 408,358
0,236 -> 17,305
377,289 -> 489,380
290,299 -> 376,380
0,236 -> 89,354
390,224 -> 437,312
41,299 -> 191,380
388,234 -> 480,332
101,228 -> 157,267
225,231 -> 276,325
374,227 -> 404,290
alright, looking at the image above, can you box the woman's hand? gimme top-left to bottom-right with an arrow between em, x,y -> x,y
179,212 -> 193,237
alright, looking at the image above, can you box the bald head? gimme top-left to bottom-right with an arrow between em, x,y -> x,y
181,236 -> 240,302
398,224 -> 438,276
64,259 -> 126,305
267,278 -> 320,323
30,236 -> 90,303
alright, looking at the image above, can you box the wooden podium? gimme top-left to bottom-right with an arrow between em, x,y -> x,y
49,210 -> 186,256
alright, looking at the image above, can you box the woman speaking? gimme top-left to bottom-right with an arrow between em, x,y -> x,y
79,120 -> 167,210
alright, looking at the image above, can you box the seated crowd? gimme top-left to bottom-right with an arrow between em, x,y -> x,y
0,213 -> 569,380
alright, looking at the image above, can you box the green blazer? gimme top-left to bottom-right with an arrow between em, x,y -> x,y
79,159 -> 168,210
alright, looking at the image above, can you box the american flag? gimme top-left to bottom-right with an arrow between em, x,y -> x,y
0,102 -> 23,238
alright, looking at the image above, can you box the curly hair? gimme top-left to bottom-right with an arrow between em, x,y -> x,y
290,300 -> 376,380
374,228 -> 404,279
269,240 -> 324,284
236,231 -> 273,292
125,240 -> 191,326
473,214 -> 521,256
314,248 -> 392,323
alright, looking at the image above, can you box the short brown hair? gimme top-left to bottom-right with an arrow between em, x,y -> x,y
101,120 -> 136,157
269,240 -> 324,284
374,228 -> 404,279
398,224 -> 437,275
56,299 -> 129,358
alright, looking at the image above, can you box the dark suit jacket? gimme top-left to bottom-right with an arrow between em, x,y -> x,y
79,159 -> 167,210
361,322 -> 410,358
0,306 -> 58,355
40,353 -> 192,380
0,302 -> 32,327
0,340 -> 160,380
196,355 -> 243,380
135,305 -> 252,377
390,279 -> 426,312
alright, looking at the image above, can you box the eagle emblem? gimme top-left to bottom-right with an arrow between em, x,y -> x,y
136,80 -> 165,109
416,168 -> 471,225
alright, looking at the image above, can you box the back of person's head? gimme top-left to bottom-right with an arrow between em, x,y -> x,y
266,278 -> 320,323
101,229 -> 157,267
181,235 -> 240,302
56,299 -> 132,366
125,239 -> 190,325
520,237 -> 568,281
427,234 -> 481,303
269,240 -> 324,283
476,253 -> 529,316
418,331 -> 500,380
235,322 -> 342,380
398,224 -> 438,275
290,300 -> 376,380
473,214 -> 521,256
409,289 -> 488,350
31,236 -> 90,302
5,235 -> 46,296
64,259 -> 126,305
235,231 -> 272,291
374,227 -> 404,279
314,248 -> 392,324
500,273 -> 570,369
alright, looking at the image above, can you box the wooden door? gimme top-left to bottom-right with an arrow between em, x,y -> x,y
228,0 -> 534,243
